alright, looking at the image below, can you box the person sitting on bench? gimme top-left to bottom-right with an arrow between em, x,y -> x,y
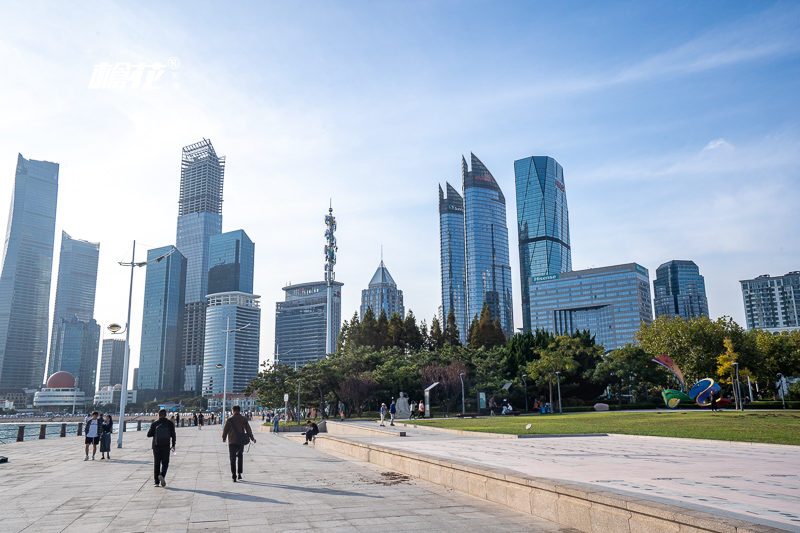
502,403 -> 515,415
303,420 -> 319,445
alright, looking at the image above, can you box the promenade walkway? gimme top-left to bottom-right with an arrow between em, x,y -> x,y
0,423 -> 569,533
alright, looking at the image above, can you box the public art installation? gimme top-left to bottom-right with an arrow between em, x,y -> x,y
652,355 -> 732,409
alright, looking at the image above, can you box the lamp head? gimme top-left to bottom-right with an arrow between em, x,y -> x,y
215,364 -> 223,369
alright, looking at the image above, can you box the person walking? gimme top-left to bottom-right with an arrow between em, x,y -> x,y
389,400 -> 397,426
379,403 -> 387,426
222,405 -> 256,482
303,419 -> 319,445
146,409 -> 176,487
198,412 -> 204,430
418,399 -> 425,419
339,400 -> 345,421
489,396 -> 496,416
175,412 -> 180,428
99,415 -> 113,460
192,413 -> 198,427
710,394 -> 718,412
272,413 -> 280,433
84,412 -> 101,461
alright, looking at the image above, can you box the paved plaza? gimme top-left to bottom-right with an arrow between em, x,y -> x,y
0,423 -> 573,533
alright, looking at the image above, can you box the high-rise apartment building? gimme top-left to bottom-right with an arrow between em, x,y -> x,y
138,246 -> 186,397
463,154 -> 514,337
514,156 -> 572,333
98,338 -> 126,390
439,183 -> 468,341
360,261 -> 404,319
653,260 -> 709,320
202,292 -> 261,397
0,154 -> 59,389
47,231 -> 100,393
740,272 -> 800,334
274,281 -> 343,368
527,263 -> 652,351
176,139 -> 225,394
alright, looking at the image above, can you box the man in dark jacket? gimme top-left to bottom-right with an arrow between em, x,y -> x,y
147,409 -> 176,487
222,405 -> 256,482
303,419 -> 319,445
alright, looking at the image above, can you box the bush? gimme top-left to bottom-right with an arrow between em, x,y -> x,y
607,403 -> 659,411
743,401 -> 800,410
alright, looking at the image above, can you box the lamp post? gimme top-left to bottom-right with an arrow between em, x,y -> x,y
734,362 -> 742,411
778,373 -> 786,409
114,242 -> 175,448
522,374 -> 528,412
459,373 -> 465,415
297,378 -> 302,425
555,371 -> 562,415
220,317 -> 250,427
72,372 -> 79,415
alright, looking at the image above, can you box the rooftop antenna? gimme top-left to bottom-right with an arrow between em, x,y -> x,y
381,245 -> 383,264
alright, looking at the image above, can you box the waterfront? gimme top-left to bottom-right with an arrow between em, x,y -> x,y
0,421 -> 139,444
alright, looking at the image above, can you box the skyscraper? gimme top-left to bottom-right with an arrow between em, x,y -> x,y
47,231 -> 100,393
462,154 -> 514,337
740,272 -> 800,334
653,260 -> 709,320
439,183 -> 468,341
202,292 -> 261,397
514,156 -> 572,333
361,260 -> 404,319
138,246 -> 186,397
207,230 -> 254,295
0,154 -> 59,389
98,338 -> 126,390
176,139 -> 225,394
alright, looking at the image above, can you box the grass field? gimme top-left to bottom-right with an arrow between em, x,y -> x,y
410,411 -> 800,445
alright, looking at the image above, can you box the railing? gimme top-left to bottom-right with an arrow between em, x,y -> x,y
8,417 -> 219,442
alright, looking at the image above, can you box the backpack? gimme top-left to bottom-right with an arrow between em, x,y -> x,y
155,422 -> 171,447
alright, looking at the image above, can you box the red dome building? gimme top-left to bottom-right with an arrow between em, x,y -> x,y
46,371 -> 76,389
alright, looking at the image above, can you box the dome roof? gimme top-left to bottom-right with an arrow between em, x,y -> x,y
46,371 -> 75,389
113,384 -> 122,390
101,386 -> 110,391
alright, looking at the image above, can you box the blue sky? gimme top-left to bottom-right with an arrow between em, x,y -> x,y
1,1 -> 798,384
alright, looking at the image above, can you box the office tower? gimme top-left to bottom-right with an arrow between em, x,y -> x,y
361,260 -> 404,319
207,230 -> 254,295
740,272 -> 800,334
514,156 -> 572,333
462,154 -> 514,337
0,154 -> 59,389
176,139 -> 225,394
47,232 -> 100,392
653,260 -> 709,320
137,246 -> 186,397
132,368 -> 139,390
527,263 -> 652,351
439,183 -> 468,342
98,338 -> 126,389
274,281 -> 343,368
202,292 -> 261,397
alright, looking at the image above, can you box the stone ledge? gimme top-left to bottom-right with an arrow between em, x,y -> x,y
324,421 -> 404,437
303,434 -> 788,533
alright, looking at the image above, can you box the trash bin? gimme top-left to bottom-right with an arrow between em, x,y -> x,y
540,407 -> 546,414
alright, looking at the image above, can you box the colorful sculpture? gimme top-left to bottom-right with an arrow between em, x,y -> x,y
652,355 -> 731,409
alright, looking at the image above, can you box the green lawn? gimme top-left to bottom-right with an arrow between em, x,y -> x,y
409,411 -> 800,445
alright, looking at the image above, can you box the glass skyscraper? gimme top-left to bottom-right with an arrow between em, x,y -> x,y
528,263 -> 652,351
740,272 -> 800,334
360,260 -> 404,319
48,316 -> 100,396
439,183 -> 468,341
463,154 -> 514,337
176,139 -> 225,393
275,281 -> 343,368
0,154 -> 59,389
138,246 -> 186,397
207,230 -> 254,295
514,156 -> 572,333
98,338 -> 126,390
47,231 -> 100,391
202,292 -> 261,397
653,260 -> 709,320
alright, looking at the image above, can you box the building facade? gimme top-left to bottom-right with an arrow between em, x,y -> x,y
463,153 -> 514,337
740,272 -> 800,333
207,230 -> 254,295
33,371 -> 86,410
514,156 -> 572,333
138,246 -> 186,397
0,154 -> 59,389
653,260 -> 709,320
360,260 -> 404,319
527,263 -> 653,351
202,292 -> 261,397
275,281 -> 343,368
439,183 -> 468,341
98,338 -> 126,390
176,139 -> 225,394
47,231 -> 100,393
94,385 -> 137,407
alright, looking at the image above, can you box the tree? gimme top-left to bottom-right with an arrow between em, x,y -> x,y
506,329 -> 554,375
245,363 -> 297,410
376,310 -> 390,349
591,345 -> 662,406
467,304 -> 506,349
338,372 -> 377,417
402,311 -> 424,352
361,307 -> 378,348
429,316 -> 444,350
443,308 -> 461,346
420,359 -> 467,415
525,336 -> 581,408
387,312 -> 404,348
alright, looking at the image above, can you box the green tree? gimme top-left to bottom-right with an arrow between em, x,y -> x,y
387,312 -> 404,348
506,329 -> 554,375
443,308 -> 461,346
429,316 -> 444,350
361,307 -> 378,347
591,345 -> 662,406
402,310 -> 424,352
376,310 -> 390,348
525,336 -> 581,409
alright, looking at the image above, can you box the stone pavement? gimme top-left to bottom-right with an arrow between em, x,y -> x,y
341,421 -> 800,532
0,422 -> 575,533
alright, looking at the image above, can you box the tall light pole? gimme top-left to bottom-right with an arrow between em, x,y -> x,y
114,242 -> 175,448
324,204 -> 337,356
778,373 -> 787,409
522,374 -> 528,412
459,373 -> 465,414
72,372 -> 79,415
220,317 -> 250,427
734,362 -> 741,411
297,378 -> 303,425
555,371 -> 562,415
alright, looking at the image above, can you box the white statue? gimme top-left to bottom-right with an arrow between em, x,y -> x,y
396,392 -> 411,418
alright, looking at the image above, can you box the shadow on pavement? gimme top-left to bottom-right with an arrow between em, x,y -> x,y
166,487 -> 288,504
240,481 -> 382,498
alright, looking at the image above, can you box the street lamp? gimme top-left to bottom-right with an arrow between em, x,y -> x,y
777,373 -> 787,409
114,242 -> 175,448
734,362 -> 742,411
459,373 -> 465,415
219,318 -> 250,427
297,378 -> 302,425
72,371 -> 79,415
555,371 -> 563,415
521,374 -> 528,413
